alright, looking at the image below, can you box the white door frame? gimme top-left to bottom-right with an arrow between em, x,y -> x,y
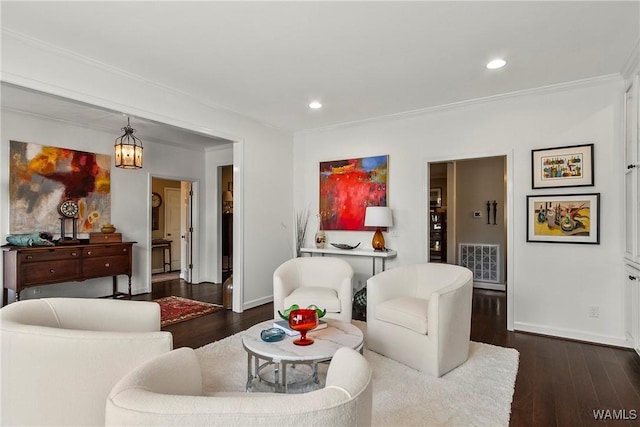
425,150 -> 514,331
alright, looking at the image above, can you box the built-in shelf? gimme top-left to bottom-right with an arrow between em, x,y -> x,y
429,209 -> 446,263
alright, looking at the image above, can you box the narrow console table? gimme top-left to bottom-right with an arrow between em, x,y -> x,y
151,239 -> 172,273
2,241 -> 135,306
300,247 -> 397,275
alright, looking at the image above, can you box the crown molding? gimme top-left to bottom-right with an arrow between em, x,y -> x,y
1,29 -> 286,136
296,74 -> 623,136
1,104 -> 216,153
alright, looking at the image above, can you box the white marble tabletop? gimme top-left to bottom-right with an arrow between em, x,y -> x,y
242,319 -> 364,363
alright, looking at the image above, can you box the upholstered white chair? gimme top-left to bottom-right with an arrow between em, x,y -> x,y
366,263 -> 473,377
273,257 -> 354,323
105,346 -> 372,426
0,298 -> 173,426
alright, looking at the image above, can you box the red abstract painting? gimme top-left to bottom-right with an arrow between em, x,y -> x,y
9,140 -> 111,234
319,155 -> 388,231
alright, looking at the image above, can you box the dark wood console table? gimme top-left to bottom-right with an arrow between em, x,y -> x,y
151,239 -> 172,273
2,241 -> 135,306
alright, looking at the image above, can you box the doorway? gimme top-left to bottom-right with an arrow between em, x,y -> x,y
220,165 -> 233,283
151,177 -> 194,283
428,154 -> 510,293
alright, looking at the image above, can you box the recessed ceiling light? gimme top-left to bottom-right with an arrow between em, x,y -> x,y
309,101 -> 322,109
486,59 -> 507,70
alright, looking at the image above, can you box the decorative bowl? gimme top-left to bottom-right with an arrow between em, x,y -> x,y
330,242 -> 360,250
260,328 -> 286,342
101,224 -> 116,234
279,304 -> 326,320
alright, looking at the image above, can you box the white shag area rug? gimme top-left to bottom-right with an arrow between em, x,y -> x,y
195,321 -> 519,427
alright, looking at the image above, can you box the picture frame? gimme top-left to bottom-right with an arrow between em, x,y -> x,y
526,193 -> 600,244
430,188 -> 442,208
319,154 -> 388,231
9,140 -> 111,234
531,143 -> 594,189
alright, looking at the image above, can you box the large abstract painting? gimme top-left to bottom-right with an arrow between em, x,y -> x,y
9,140 -> 111,234
319,155 -> 388,231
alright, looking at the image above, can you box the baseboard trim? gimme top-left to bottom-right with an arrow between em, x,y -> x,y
243,296 -> 273,311
473,282 -> 506,291
514,321 -> 631,348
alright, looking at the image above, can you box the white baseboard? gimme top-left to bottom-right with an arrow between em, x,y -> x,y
514,321 -> 631,348
243,296 -> 273,311
473,282 -> 506,291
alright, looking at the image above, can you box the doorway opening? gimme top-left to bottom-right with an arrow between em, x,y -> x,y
220,165 -> 234,283
151,177 -> 194,283
428,155 -> 508,292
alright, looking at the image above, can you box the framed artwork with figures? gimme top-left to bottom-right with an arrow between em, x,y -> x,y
531,143 -> 594,189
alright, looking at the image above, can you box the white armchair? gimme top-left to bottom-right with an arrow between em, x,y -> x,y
273,257 -> 353,323
0,298 -> 173,426
106,346 -> 372,426
366,263 -> 473,377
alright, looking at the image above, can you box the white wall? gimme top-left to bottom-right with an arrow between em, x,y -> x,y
1,31 -> 293,310
294,78 -> 627,346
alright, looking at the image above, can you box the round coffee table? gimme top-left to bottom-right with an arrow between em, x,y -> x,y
242,319 -> 364,393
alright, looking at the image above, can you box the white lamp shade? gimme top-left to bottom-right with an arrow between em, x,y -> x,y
364,206 -> 393,227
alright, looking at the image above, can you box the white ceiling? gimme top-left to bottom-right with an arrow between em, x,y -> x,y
2,1 -> 639,146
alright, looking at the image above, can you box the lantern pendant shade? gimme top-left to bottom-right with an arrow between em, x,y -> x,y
364,206 -> 393,251
115,117 -> 143,169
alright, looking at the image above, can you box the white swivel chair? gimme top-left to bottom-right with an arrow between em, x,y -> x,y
0,298 -> 173,426
366,263 -> 473,377
273,257 -> 354,323
106,346 -> 372,426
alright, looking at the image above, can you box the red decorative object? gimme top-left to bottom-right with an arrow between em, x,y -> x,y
154,296 -> 222,327
288,308 -> 319,346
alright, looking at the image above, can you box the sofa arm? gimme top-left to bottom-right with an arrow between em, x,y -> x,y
325,347 -> 371,397
428,276 -> 473,374
45,298 -> 163,332
109,347 -> 203,401
106,347 -> 372,427
1,326 -> 172,426
273,267 -> 299,318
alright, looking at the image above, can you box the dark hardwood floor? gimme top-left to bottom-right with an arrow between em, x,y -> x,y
137,280 -> 640,427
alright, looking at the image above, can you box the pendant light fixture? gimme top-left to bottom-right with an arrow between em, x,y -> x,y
114,117 -> 143,169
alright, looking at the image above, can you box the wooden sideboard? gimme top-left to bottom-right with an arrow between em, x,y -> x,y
2,241 -> 135,306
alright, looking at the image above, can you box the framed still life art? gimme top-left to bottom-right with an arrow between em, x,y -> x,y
531,143 -> 594,189
526,193 -> 600,244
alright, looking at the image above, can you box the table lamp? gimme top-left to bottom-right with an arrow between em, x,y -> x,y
364,206 -> 393,251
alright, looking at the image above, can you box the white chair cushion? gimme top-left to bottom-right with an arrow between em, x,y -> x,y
376,296 -> 429,334
284,287 -> 342,313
